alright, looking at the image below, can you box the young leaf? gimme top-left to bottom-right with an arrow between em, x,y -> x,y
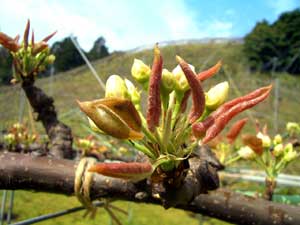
226,118 -> 248,144
176,55 -> 205,123
89,162 -> 153,182
77,98 -> 143,140
147,45 -> 163,131
197,60 -> 222,81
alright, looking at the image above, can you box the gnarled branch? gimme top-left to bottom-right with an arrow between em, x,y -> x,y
21,77 -> 73,158
0,151 -> 299,225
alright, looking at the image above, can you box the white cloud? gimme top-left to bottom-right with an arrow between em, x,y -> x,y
0,0 -> 234,51
267,0 -> 298,15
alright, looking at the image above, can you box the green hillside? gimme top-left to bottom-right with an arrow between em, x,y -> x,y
1,42 -> 299,136
0,42 -> 300,225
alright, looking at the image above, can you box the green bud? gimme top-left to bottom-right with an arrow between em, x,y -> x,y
286,122 -> 300,136
238,146 -> 256,160
283,144 -> 297,162
284,143 -> 293,154
206,81 -> 229,110
105,75 -> 130,99
4,133 -> 15,145
78,138 -> 93,149
256,132 -> 271,148
124,79 -> 141,107
273,143 -> 284,157
131,59 -> 151,83
13,123 -> 22,131
45,54 -> 55,65
172,64 -> 195,92
273,134 -> 282,145
38,65 -> 46,72
161,69 -> 175,94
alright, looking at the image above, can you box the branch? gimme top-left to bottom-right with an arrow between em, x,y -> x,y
0,151 -> 299,225
21,77 -> 73,158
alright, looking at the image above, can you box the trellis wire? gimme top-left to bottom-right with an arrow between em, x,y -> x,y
221,169 -> 300,187
70,35 -> 105,90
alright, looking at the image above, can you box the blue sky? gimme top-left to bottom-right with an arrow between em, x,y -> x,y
0,0 -> 298,51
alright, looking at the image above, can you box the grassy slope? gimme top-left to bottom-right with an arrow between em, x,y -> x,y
1,42 -> 300,224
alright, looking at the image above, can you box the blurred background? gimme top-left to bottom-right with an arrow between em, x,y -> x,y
0,0 -> 299,224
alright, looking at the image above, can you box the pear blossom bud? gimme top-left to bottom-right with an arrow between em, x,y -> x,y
105,75 -> 130,99
4,133 -> 15,145
172,63 -> 195,92
286,122 -> 300,136
273,134 -> 282,145
131,59 -> 151,83
78,138 -> 93,149
256,132 -> 271,148
45,54 -> 55,65
284,143 -> 293,154
13,123 -> 22,130
161,68 -> 175,94
238,146 -> 256,160
124,79 -> 141,107
273,144 -> 284,157
283,144 -> 298,162
206,81 -> 229,110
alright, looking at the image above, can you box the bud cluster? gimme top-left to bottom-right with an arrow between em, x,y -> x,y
3,122 -> 38,151
76,135 -> 108,157
0,20 -> 56,83
232,122 -> 299,180
77,45 -> 271,182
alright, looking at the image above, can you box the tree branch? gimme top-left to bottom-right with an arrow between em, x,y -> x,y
21,77 -> 73,158
0,151 -> 299,225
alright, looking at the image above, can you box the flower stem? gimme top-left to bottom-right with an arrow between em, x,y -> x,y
225,155 -> 241,166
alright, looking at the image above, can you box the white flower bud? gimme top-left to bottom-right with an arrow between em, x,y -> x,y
273,144 -> 284,157
105,75 -> 130,99
273,134 -> 282,145
257,132 -> 271,148
206,81 -> 229,110
238,146 -> 256,160
131,59 -> 151,83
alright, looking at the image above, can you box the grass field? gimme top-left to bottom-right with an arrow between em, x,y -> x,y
1,42 -> 300,224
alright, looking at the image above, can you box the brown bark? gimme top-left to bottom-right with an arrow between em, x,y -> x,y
264,178 -> 277,201
0,151 -> 299,225
21,77 -> 73,158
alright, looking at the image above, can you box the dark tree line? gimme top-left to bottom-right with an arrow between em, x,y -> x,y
0,36 -> 109,85
0,47 -> 13,84
244,8 -> 300,75
51,36 -> 109,73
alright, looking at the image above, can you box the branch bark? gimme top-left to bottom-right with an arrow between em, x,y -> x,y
0,151 -> 299,225
21,77 -> 73,158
